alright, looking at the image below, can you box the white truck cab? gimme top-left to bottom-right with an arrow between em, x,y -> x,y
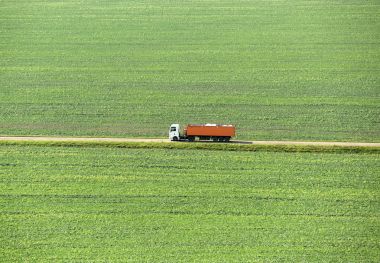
169,124 -> 180,141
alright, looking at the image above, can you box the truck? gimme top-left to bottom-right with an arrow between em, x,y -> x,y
169,124 -> 235,142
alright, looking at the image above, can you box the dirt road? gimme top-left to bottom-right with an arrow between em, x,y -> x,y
0,136 -> 168,143
1,136 -> 379,147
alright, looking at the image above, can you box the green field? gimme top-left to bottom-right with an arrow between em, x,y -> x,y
1,1 -> 379,262
1,144 -> 379,261
1,0 -> 379,141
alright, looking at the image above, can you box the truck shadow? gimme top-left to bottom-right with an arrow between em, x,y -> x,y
230,140 -> 253,144
178,140 -> 253,144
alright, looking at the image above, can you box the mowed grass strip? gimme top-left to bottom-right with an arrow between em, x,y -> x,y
1,145 -> 379,261
1,0 -> 379,141
0,139 -> 379,154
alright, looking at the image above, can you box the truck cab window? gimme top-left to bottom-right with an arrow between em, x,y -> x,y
170,127 -> 176,132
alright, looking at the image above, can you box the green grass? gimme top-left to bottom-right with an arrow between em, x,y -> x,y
1,139 -> 379,154
1,0 -> 379,141
1,145 -> 379,261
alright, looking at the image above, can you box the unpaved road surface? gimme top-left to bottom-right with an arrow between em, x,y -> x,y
0,136 -> 168,143
1,136 -> 379,147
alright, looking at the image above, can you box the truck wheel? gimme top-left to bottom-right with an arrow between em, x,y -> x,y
172,136 -> 179,141
218,137 -> 225,142
225,137 -> 231,142
188,136 -> 195,142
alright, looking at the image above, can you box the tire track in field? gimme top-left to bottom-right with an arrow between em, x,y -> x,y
0,136 -> 379,147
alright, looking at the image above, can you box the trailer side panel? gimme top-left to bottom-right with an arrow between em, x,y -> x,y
185,124 -> 235,137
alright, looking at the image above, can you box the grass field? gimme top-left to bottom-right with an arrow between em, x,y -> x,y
1,145 -> 379,261
1,139 -> 380,154
1,0 -> 379,141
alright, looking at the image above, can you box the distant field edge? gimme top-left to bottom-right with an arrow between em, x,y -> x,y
0,138 -> 379,154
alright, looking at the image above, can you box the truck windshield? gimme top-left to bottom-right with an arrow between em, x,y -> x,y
170,127 -> 176,132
